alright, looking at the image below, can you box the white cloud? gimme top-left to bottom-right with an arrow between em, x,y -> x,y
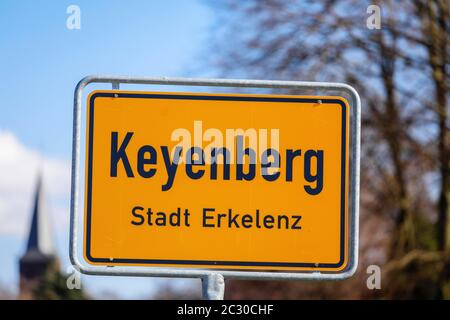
0,130 -> 71,237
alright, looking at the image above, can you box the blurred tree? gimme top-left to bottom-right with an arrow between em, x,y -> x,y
209,0 -> 449,299
414,1 -> 449,252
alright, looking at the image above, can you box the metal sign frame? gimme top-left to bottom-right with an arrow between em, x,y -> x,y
70,75 -> 360,299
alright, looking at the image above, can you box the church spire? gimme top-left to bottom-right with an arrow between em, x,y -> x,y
19,173 -> 59,299
24,174 -> 55,256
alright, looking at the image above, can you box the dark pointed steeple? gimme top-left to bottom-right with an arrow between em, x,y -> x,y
24,174 -> 55,256
19,174 -> 59,299
20,174 -> 56,265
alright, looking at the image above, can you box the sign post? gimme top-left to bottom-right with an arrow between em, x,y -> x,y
70,76 -> 360,300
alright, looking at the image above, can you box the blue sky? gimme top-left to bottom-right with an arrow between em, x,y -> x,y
0,0 -> 211,157
0,0 -> 213,299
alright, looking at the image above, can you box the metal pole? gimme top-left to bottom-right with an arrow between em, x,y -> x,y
202,273 -> 225,300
